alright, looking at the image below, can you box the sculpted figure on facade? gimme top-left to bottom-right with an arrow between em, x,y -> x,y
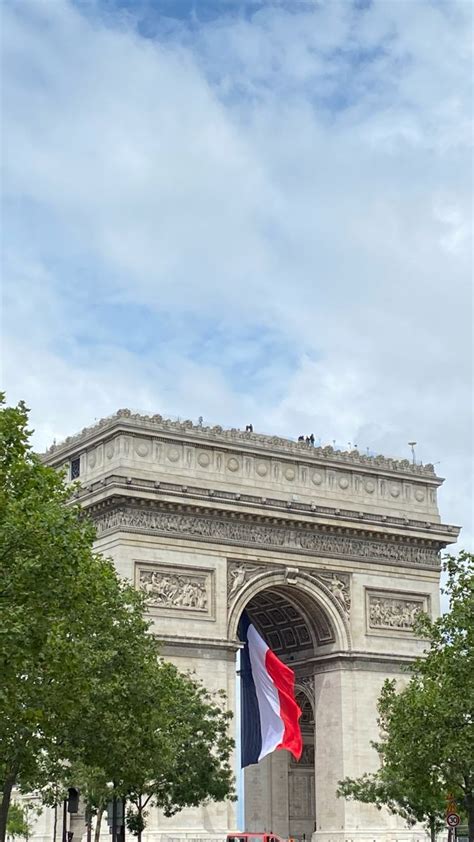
228,564 -> 248,598
227,561 -> 269,604
311,572 -> 351,614
296,676 -> 316,706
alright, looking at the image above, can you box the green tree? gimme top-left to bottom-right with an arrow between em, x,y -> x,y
0,397 -> 234,842
40,767 -> 112,842
0,396 -> 152,840
338,679 -> 447,841
120,665 -> 234,842
63,662 -> 235,842
338,551 -> 474,841
6,802 -> 40,842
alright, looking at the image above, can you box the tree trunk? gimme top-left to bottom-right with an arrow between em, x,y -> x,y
137,795 -> 142,842
466,795 -> 474,842
428,815 -> 436,842
0,772 -> 16,842
53,804 -> 58,842
462,781 -> 474,842
94,807 -> 104,842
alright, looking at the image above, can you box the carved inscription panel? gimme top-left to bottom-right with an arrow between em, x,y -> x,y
136,563 -> 214,618
366,589 -> 429,635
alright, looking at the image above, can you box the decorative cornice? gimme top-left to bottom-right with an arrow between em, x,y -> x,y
76,474 -> 460,541
43,409 -> 438,478
92,502 -> 442,570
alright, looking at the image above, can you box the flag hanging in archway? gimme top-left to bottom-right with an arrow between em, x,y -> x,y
238,611 -> 302,768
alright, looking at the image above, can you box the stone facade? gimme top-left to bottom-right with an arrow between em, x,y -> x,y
41,412 -> 459,842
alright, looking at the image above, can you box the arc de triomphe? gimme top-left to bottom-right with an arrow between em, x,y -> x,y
44,411 -> 459,842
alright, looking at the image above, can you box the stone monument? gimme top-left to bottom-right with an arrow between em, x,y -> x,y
42,411 -> 459,842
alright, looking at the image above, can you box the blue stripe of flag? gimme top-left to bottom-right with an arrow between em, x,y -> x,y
238,611 -> 262,768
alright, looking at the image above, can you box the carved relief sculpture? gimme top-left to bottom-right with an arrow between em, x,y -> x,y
296,675 -> 316,703
228,564 -> 248,598
367,593 -> 427,631
311,572 -> 351,614
96,507 -> 441,569
227,561 -> 269,604
138,566 -> 210,612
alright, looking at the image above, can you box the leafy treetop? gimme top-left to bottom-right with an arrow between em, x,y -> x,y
0,396 -> 234,842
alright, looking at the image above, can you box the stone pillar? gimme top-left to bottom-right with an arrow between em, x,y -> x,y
312,666 -> 430,842
244,750 -> 289,837
244,755 -> 273,832
270,750 -> 290,837
312,668 -> 346,840
289,758 -> 315,841
143,649 -> 237,841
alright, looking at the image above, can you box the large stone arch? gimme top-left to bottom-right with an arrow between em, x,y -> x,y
43,410 -> 457,842
227,568 -> 351,653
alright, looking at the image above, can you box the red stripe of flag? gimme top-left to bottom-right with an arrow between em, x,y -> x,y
265,648 -> 303,760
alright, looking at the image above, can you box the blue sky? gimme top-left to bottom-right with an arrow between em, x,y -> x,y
1,0 -> 472,548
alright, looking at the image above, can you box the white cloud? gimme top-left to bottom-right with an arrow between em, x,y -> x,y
1,0 -> 472,552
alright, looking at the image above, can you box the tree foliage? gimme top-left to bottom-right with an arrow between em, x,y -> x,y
338,551 -> 474,842
6,802 -> 40,842
0,397 -> 234,842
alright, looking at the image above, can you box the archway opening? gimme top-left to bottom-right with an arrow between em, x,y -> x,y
238,583 -> 339,841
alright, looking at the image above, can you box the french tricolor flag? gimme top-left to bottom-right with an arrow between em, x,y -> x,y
239,612 -> 302,767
